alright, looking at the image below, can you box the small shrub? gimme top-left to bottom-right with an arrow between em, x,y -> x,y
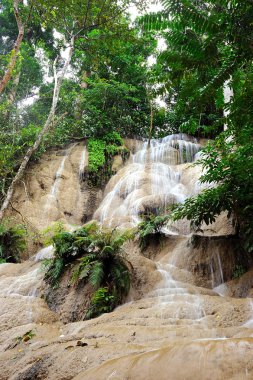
43,224 -> 134,317
85,287 -> 116,319
43,222 -> 98,287
40,221 -> 65,247
232,264 -> 246,279
86,132 -> 129,187
0,221 -> 26,263
138,214 -> 169,251
87,139 -> 106,173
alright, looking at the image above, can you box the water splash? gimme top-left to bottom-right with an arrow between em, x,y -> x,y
34,245 -> 54,262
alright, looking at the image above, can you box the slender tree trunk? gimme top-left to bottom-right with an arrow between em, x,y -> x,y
0,0 -> 24,95
0,36 -> 75,221
3,70 -> 21,120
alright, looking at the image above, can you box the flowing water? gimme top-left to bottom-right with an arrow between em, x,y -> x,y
44,143 -> 77,218
79,144 -> 87,179
0,263 -> 43,323
94,134 -> 201,228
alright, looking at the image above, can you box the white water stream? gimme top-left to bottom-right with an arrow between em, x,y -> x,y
94,134 -> 201,228
94,134 -> 206,323
79,144 -> 87,179
152,263 -> 205,323
44,144 -> 77,217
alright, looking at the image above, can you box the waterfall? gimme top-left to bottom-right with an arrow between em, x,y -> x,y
79,144 -> 88,179
50,155 -> 68,197
0,265 -> 43,323
94,134 -> 201,228
44,144 -> 76,218
152,262 -> 205,322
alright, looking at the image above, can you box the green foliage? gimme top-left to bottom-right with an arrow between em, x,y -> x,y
142,0 -> 253,138
232,265 -> 246,280
88,139 -> 106,173
43,223 -> 98,287
138,214 -> 170,251
43,223 -> 134,317
40,222 -> 66,247
171,185 -> 231,230
171,126 -> 253,254
87,132 -> 128,187
142,0 -> 253,258
0,221 -> 26,263
86,287 -> 116,319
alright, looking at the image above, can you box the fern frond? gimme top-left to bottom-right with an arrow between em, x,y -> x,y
89,261 -> 104,288
198,59 -> 236,98
161,0 -> 219,33
140,12 -> 171,31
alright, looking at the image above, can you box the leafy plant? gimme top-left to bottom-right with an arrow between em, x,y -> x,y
0,221 -> 26,263
232,265 -> 246,280
86,132 -> 129,187
87,139 -> 106,173
43,222 -> 98,287
85,287 -> 116,319
40,221 -> 65,247
43,223 -> 134,317
138,214 -> 170,251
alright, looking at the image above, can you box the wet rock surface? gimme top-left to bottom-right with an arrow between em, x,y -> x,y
0,237 -> 253,380
1,136 -> 252,379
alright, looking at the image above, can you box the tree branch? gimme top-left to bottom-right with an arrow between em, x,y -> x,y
0,0 -> 24,94
0,35 -> 75,221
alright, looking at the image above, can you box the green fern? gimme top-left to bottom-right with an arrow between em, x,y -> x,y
43,223 -> 134,318
85,287 -> 115,319
138,214 -> 170,251
89,261 -> 104,288
0,221 -> 26,263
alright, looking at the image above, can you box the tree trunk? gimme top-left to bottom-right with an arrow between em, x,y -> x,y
3,70 -> 21,120
0,0 -> 24,95
0,36 -> 75,221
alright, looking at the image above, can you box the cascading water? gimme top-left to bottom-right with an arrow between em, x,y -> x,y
94,134 -> 201,228
44,143 -> 77,217
1,136 -> 253,380
151,262 -> 205,323
79,144 -> 87,179
0,264 -> 43,323
94,134 -> 206,325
